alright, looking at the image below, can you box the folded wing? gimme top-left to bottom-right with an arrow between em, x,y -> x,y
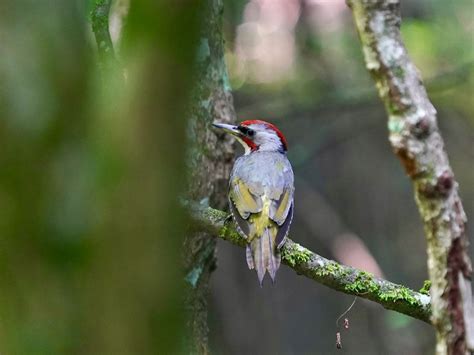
229,177 -> 293,246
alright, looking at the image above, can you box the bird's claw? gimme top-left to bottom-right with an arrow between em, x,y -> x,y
224,214 -> 233,223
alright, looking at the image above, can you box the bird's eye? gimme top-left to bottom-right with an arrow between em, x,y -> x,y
238,125 -> 254,137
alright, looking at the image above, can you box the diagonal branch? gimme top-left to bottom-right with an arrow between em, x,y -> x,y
188,202 -> 431,323
346,1 -> 473,353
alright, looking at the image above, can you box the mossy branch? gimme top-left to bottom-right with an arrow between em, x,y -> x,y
346,1 -> 473,353
188,202 -> 431,324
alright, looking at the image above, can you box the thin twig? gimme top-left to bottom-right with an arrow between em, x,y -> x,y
336,296 -> 357,329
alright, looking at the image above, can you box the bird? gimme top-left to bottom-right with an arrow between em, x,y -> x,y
213,120 -> 294,285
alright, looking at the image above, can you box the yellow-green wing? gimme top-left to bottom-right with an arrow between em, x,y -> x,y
229,178 -> 263,219
269,187 -> 294,248
229,177 -> 293,247
269,187 -> 293,226
229,177 -> 263,239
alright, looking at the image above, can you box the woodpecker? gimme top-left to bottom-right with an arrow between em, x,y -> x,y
213,120 -> 294,285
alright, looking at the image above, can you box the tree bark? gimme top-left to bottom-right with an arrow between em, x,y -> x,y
184,0 -> 236,353
90,0 -> 115,67
346,1 -> 473,354
89,0 -> 208,353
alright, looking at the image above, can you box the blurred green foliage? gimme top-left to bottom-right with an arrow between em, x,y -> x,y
0,0 -> 205,353
229,0 -> 473,122
0,0 -> 472,354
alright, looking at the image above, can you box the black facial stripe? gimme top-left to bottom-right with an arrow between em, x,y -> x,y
238,125 -> 255,137
237,125 -> 249,134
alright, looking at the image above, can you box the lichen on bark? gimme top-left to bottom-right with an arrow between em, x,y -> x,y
346,1 -> 473,353
90,0 -> 115,69
183,0 -> 236,353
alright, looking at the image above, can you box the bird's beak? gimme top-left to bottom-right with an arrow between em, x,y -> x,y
212,122 -> 240,136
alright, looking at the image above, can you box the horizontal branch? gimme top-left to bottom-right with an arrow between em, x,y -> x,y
188,202 -> 431,323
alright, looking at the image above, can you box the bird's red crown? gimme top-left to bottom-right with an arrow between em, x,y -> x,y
240,120 -> 288,151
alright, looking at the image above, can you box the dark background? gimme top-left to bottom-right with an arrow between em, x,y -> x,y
210,1 -> 473,354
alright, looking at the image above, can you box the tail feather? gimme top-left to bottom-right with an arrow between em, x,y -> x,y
266,230 -> 276,282
246,245 -> 254,269
266,229 -> 281,283
248,228 -> 281,285
257,236 -> 266,286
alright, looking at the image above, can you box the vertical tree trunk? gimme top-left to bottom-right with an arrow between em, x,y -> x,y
86,0 -> 210,353
0,0 -> 210,353
184,0 -> 236,353
90,0 -> 115,67
347,1 -> 473,354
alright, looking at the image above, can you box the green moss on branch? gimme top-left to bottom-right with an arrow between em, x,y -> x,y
188,203 -> 431,324
90,0 -> 115,66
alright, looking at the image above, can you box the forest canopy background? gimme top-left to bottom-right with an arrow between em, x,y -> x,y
0,0 -> 472,354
